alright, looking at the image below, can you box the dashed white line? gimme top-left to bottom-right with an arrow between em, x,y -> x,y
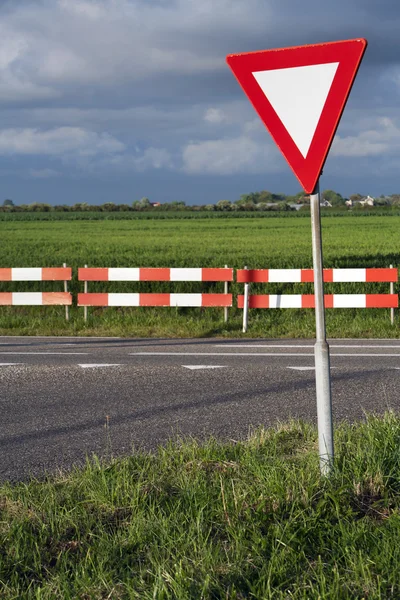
287,366 -> 338,371
0,352 -> 90,355
182,365 -> 227,370
78,364 -> 124,369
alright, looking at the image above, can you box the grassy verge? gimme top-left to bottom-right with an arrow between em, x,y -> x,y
1,305 -> 399,339
2,412 -> 400,598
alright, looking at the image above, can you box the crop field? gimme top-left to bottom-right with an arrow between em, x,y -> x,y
0,214 -> 399,337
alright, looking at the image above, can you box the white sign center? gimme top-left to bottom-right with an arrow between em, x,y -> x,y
252,62 -> 339,157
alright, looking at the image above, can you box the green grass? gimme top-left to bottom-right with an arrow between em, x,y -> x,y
0,214 -> 399,337
2,412 -> 400,598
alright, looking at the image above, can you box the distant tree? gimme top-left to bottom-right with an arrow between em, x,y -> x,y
279,202 -> 294,212
322,189 -> 344,206
375,196 -> 389,206
28,203 -> 51,212
216,200 -> 232,211
258,190 -> 274,203
101,202 -> 118,212
235,193 -> 255,207
389,194 -> 400,206
3,199 -> 14,207
271,192 -> 287,202
139,197 -> 151,209
169,201 -> 186,209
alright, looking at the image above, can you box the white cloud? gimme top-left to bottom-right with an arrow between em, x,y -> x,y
182,135 -> 280,175
0,124 -> 173,173
204,108 -> 225,124
0,23 -> 60,102
332,117 -> 400,157
106,147 -> 173,171
0,127 -> 125,156
28,168 -> 61,178
134,147 -> 173,170
58,0 -> 106,20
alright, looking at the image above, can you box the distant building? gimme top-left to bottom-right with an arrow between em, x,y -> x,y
359,195 -> 374,206
150,202 -> 161,207
320,200 -> 332,207
346,195 -> 374,207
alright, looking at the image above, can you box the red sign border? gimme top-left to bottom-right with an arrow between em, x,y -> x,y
226,39 -> 368,193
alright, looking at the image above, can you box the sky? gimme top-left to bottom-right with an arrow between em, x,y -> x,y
1,0 -> 400,206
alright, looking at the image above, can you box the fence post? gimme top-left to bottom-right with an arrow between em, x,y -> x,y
390,264 -> 394,325
242,266 -> 249,333
84,264 -> 88,323
224,264 -> 229,323
63,263 -> 69,322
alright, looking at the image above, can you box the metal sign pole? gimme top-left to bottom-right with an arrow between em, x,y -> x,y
310,180 -> 334,475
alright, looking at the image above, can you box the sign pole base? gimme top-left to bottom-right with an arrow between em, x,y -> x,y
310,180 -> 334,475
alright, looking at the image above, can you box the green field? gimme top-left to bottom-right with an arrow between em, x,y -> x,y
0,214 -> 399,337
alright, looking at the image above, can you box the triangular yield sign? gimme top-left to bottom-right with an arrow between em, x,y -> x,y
226,39 -> 367,193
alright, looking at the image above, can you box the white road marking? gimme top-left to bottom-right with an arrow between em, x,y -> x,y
218,344 -> 400,349
78,364 -> 124,368
0,363 -> 23,366
0,336 -> 122,339
0,352 -> 89,355
182,365 -> 227,370
132,352 -> 314,356
287,366 -> 338,371
131,352 -> 400,357
216,344 -> 312,348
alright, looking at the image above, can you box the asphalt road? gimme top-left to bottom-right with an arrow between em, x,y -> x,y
1,336 -> 400,482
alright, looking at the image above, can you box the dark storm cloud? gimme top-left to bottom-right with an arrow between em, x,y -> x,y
0,0 -> 399,201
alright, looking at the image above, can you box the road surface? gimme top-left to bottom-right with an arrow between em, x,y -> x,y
1,336 -> 399,481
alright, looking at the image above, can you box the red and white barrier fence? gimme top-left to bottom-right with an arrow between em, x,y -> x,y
0,265 -> 72,320
77,267 -> 233,321
237,267 -> 398,332
0,265 -> 398,328
237,268 -> 398,283
78,267 -> 232,282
